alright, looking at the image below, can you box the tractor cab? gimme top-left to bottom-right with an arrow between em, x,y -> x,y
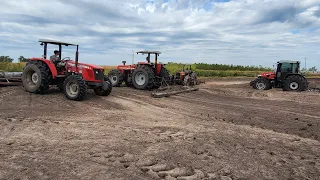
38,39 -> 79,75
275,60 -> 300,85
136,51 -> 163,76
182,64 -> 193,76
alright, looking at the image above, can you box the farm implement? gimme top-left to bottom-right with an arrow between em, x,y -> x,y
0,71 -> 22,86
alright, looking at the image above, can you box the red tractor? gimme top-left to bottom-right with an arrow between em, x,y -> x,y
108,51 -> 170,90
250,60 -> 308,91
22,39 -> 112,101
171,64 -> 198,86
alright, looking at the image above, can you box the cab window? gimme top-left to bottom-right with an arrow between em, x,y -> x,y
281,63 -> 292,73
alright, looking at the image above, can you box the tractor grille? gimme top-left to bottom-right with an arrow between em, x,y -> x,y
93,68 -> 104,81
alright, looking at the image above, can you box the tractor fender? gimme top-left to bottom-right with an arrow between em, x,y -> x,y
285,73 -> 309,85
29,58 -> 58,78
285,73 -> 306,79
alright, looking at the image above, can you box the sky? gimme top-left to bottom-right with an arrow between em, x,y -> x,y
0,0 -> 319,68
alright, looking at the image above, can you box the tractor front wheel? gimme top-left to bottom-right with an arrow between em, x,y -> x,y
63,75 -> 87,101
283,75 -> 308,91
108,69 -> 124,87
94,76 -> 113,96
253,77 -> 271,90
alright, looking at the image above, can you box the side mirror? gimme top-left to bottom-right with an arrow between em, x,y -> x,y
122,61 -> 126,65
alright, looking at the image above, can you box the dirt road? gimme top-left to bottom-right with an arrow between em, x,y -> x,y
0,79 -> 319,180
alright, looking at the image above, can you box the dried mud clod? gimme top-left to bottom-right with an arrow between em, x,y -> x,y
138,160 -> 208,180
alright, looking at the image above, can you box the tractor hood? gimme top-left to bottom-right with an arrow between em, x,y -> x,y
66,60 -> 104,70
257,71 -> 275,78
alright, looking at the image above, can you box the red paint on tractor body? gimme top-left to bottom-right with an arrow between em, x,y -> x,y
30,58 -> 58,77
156,64 -> 162,76
117,64 -> 137,74
29,58 -> 104,82
115,62 -> 163,75
258,72 -> 276,80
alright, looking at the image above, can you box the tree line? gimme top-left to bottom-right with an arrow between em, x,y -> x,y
0,55 -> 30,63
1,55 -> 318,73
166,62 -> 318,73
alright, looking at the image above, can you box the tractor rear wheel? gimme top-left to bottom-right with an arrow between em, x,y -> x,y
63,75 -> 87,101
108,69 -> 124,87
94,76 -> 112,96
253,77 -> 271,90
283,75 -> 308,91
132,65 -> 155,90
160,67 -> 170,81
22,61 -> 51,94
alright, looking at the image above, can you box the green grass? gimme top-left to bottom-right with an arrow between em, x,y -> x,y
0,62 -> 27,72
2,62 -> 318,78
164,62 -> 268,77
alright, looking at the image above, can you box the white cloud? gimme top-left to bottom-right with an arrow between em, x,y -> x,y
0,0 -> 319,68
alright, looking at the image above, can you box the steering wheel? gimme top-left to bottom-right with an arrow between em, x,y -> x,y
62,57 -> 70,61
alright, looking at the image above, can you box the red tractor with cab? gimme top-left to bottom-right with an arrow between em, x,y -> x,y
108,51 -> 170,90
22,39 -> 112,101
250,60 -> 308,91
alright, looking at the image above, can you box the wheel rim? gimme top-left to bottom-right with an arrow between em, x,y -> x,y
31,72 -> 39,84
110,75 -> 118,85
290,82 -> 299,90
66,82 -> 79,97
135,72 -> 146,86
256,82 -> 266,90
25,69 -> 38,87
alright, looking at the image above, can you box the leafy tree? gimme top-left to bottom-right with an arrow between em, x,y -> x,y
0,56 -> 14,63
18,56 -> 30,62
308,66 -> 317,73
301,68 -> 307,72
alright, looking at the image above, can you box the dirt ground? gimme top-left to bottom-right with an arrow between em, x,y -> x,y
0,78 -> 320,180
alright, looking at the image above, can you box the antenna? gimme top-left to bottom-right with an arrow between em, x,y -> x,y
132,50 -> 134,65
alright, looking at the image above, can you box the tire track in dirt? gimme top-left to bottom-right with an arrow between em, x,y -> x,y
170,92 -> 320,141
0,90 -> 16,102
178,91 -> 320,120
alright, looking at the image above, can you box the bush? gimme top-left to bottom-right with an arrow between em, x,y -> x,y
194,63 -> 272,71
0,62 -> 26,72
0,62 -> 268,78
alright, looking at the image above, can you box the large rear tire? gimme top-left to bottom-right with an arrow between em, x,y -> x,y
94,76 -> 112,96
160,67 -> 170,81
283,75 -> 308,91
108,69 -> 124,87
63,75 -> 86,101
22,61 -> 51,94
132,65 -> 155,90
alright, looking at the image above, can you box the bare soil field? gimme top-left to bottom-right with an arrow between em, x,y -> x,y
0,78 -> 319,180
